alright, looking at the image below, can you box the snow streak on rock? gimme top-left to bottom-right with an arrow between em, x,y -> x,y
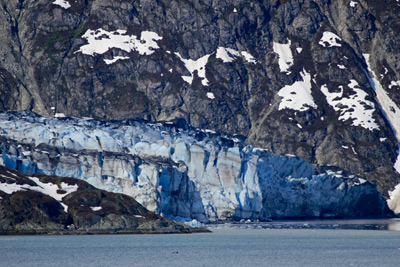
175,53 -> 211,86
52,0 -> 71,9
206,92 -> 215,99
75,29 -> 162,59
104,56 -> 130,65
176,47 -> 256,85
216,47 -> 256,64
363,54 -> 400,173
319,32 -> 342,47
278,70 -> 317,111
0,172 -> 78,212
321,80 -> 379,131
240,51 -> 257,64
389,81 -> 400,89
273,40 -> 294,73
350,1 -> 358,7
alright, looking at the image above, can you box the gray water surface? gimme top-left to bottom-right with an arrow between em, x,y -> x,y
1,228 -> 400,266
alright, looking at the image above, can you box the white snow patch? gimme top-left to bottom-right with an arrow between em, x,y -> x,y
206,92 -> 215,99
319,32 -> 342,47
337,64 -> 346,69
389,81 -> 400,89
233,8 -> 238,13
358,178 -> 367,184
297,124 -> 302,129
296,47 -> 303,53
75,29 -> 162,57
216,47 -> 256,64
29,177 -> 78,200
278,70 -> 317,111
202,129 -> 216,134
350,1 -> 358,7
273,40 -> 294,73
104,56 -> 130,65
380,138 -> 387,142
0,176 -> 78,212
216,47 -> 239,63
363,54 -> 400,173
55,113 -> 66,118
0,182 -> 23,194
342,145 -> 349,149
320,80 -> 379,131
53,0 -> 71,9
241,51 -> 257,64
91,206 -> 102,211
175,53 -> 211,86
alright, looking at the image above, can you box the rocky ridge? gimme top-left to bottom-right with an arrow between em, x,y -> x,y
0,165 -> 200,234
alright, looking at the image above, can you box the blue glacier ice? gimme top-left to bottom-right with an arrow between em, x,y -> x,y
0,111 -> 391,221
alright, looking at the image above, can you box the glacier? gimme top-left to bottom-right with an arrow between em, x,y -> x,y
0,111 -> 391,221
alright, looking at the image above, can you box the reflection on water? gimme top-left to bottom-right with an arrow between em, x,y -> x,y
207,218 -> 400,231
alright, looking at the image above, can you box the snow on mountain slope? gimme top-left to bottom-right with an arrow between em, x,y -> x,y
0,112 -> 392,221
52,0 -> 70,9
273,40 -> 294,73
278,70 -> 316,111
320,80 -> 379,131
319,32 -> 342,48
75,29 -> 163,64
363,54 -> 400,174
0,171 -> 78,212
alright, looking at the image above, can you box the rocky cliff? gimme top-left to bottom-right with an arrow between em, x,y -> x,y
0,1 -> 400,214
0,165 -> 199,234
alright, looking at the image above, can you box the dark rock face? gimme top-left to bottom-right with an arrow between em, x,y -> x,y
0,0 -> 399,195
0,166 -> 196,234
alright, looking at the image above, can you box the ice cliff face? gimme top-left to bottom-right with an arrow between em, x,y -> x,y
1,0 -> 400,199
0,112 -> 392,221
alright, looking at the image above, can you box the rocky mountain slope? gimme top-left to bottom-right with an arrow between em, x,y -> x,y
0,111 -> 393,221
0,165 -> 198,234
0,1 -> 400,214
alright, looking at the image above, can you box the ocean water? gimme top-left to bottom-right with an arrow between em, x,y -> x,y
1,225 -> 400,266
